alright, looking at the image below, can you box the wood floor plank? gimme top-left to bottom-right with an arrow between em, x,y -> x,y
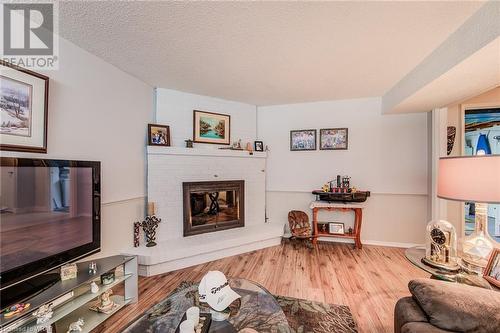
92,242 -> 428,333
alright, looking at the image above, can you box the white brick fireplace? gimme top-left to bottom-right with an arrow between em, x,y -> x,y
125,146 -> 283,276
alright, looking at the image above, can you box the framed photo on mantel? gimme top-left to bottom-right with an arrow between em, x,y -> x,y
0,61 -> 49,153
193,110 -> 231,145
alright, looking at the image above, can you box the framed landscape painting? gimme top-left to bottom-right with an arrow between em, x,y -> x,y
320,128 -> 348,150
0,61 -> 49,153
290,129 -> 316,151
193,110 -> 230,145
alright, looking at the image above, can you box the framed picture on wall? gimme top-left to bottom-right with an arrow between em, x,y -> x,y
193,110 -> 230,145
0,61 -> 49,153
290,129 -> 316,151
320,128 -> 348,150
148,124 -> 170,146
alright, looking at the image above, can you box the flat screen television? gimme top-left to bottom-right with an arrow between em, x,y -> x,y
0,158 -> 100,304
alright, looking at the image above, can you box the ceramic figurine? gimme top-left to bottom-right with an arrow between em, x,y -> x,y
133,221 -> 141,247
90,281 -> 99,294
185,139 -> 194,148
66,318 -> 84,333
141,215 -> 161,247
265,145 -> 270,152
32,303 -> 53,324
97,290 -> 116,313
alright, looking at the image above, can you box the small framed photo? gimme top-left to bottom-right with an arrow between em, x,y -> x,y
320,128 -> 348,150
328,222 -> 345,235
193,110 -> 230,145
483,248 -> 500,288
254,141 -> 264,152
1,61 -> 49,153
290,129 -> 316,151
148,124 -> 170,146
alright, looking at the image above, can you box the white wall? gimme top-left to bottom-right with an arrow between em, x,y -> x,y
155,88 -> 257,148
258,97 -> 429,246
1,36 -> 154,257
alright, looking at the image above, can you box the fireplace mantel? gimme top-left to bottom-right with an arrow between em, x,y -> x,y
147,146 -> 267,158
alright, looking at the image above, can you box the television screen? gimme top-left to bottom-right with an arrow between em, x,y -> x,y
0,159 -> 100,289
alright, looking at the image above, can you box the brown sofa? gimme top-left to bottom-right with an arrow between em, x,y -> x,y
394,278 -> 500,333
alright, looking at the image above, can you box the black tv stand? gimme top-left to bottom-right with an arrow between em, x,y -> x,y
1,273 -> 60,308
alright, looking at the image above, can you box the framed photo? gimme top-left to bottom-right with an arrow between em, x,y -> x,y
193,110 -> 230,145
290,129 -> 316,151
148,124 -> 170,146
328,222 -> 345,235
0,61 -> 49,153
320,128 -> 348,150
483,248 -> 500,288
254,141 -> 264,152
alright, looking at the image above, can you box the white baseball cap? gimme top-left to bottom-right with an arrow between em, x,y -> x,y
198,271 -> 240,312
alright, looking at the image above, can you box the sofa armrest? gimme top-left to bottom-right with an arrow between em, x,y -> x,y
409,278 -> 500,333
394,297 -> 429,333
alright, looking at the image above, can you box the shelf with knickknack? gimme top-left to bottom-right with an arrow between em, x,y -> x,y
1,256 -> 137,333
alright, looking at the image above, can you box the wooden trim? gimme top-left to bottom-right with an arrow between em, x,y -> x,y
319,128 -> 348,150
147,123 -> 170,146
483,248 -> 500,288
192,110 -> 231,145
0,60 -> 49,153
290,129 -> 317,151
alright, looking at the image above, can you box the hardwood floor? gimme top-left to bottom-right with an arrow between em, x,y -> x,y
94,241 -> 428,333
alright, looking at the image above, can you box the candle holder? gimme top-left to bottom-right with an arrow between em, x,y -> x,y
142,215 -> 161,247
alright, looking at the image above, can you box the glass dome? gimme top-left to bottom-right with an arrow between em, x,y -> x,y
424,219 -> 459,270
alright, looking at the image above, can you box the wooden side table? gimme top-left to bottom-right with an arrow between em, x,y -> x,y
310,201 -> 364,249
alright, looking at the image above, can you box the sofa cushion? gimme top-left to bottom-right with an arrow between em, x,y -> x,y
401,322 -> 457,333
409,278 -> 500,333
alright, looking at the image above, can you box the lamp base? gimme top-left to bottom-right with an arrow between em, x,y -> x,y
422,257 -> 460,272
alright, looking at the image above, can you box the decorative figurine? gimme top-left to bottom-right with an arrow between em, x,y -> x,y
185,139 -> 194,148
32,303 -> 53,324
245,142 -> 253,155
236,139 -> 242,149
88,262 -> 97,274
133,221 -> 141,247
265,145 -> 270,152
348,227 -> 353,235
2,303 -> 30,318
322,183 -> 330,192
90,281 -> 100,294
141,215 -> 161,247
89,290 -> 118,314
66,318 -> 85,333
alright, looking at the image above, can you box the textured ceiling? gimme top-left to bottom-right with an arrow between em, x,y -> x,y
59,1 -> 484,106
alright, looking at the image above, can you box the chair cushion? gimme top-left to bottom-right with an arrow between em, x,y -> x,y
409,278 -> 500,333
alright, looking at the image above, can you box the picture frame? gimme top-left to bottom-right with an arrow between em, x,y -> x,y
254,141 -> 264,152
483,248 -> 500,288
290,129 -> 316,151
193,110 -> 230,145
328,222 -> 345,235
1,60 -> 49,153
320,128 -> 348,150
148,124 -> 170,146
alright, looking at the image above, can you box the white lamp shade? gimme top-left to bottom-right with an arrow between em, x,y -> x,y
438,155 -> 500,203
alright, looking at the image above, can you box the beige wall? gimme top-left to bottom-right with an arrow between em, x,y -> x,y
446,86 -> 500,234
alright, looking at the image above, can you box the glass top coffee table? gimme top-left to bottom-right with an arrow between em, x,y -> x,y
124,278 -> 291,333
405,246 -> 494,290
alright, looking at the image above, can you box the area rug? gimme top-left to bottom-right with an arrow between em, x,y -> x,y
123,281 -> 357,333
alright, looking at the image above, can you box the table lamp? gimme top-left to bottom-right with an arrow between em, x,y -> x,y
438,155 -> 500,274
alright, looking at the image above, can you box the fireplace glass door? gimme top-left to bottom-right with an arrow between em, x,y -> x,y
183,180 -> 244,236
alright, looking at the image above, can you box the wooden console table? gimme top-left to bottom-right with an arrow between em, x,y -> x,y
310,201 -> 364,249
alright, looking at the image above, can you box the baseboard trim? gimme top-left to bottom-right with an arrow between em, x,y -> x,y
317,237 -> 423,248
